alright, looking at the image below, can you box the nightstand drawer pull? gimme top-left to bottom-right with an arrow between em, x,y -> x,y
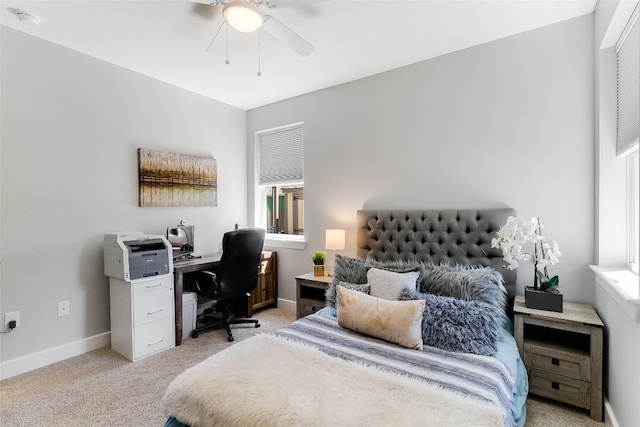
528,368 -> 591,409
524,342 -> 591,381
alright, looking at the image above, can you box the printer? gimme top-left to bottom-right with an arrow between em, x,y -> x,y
104,232 -> 173,282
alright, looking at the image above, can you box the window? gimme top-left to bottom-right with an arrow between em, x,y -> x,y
629,152 -> 639,273
616,6 -> 639,273
256,123 -> 304,237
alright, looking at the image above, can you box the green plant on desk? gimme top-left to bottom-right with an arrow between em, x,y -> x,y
311,251 -> 326,265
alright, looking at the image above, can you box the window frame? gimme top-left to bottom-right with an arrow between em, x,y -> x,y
254,122 -> 306,249
628,150 -> 639,274
592,0 -> 640,318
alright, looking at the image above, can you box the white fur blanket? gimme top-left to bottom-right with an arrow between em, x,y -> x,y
162,333 -> 503,427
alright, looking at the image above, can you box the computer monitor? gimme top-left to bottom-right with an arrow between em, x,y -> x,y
167,223 -> 195,260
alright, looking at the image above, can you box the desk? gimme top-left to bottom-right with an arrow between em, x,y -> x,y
172,251 -> 278,345
173,253 -> 222,346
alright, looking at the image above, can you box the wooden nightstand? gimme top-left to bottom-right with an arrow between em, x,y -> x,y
513,295 -> 604,421
295,273 -> 333,319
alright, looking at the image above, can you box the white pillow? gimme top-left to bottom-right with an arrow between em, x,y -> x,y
337,285 -> 425,350
367,268 -> 419,301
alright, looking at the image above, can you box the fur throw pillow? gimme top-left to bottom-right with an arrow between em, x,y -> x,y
419,263 -> 507,312
326,255 -> 369,308
327,255 -> 424,307
365,257 -> 424,273
400,288 -> 501,356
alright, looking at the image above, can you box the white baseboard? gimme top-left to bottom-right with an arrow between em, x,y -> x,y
0,332 -> 111,380
1,301 -> 296,381
277,298 -> 296,313
604,398 -> 619,427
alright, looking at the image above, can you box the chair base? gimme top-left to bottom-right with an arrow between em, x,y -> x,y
191,314 -> 260,341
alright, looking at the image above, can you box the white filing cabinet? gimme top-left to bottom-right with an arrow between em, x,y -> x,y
109,275 -> 175,361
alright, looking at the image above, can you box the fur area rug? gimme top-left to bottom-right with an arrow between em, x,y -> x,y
162,333 -> 504,427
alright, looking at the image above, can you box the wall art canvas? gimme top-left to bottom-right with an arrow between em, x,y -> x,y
138,148 -> 217,207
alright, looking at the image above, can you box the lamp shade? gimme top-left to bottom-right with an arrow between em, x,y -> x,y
325,229 -> 346,251
223,3 -> 263,33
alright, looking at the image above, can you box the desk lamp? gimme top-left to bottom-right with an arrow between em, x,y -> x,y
325,229 -> 345,276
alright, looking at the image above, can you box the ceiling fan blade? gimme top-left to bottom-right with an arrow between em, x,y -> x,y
190,0 -> 222,5
262,0 -> 325,8
263,15 -> 315,56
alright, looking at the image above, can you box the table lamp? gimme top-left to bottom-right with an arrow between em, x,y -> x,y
325,229 -> 346,276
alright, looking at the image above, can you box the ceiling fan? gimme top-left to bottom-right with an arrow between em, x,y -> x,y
194,0 -> 320,57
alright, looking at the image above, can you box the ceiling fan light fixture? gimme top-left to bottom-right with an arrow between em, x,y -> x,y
223,4 -> 263,33
15,10 -> 41,26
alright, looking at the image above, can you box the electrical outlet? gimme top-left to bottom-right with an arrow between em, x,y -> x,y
4,311 -> 20,330
58,301 -> 70,317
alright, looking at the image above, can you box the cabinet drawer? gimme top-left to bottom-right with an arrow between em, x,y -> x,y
524,340 -> 590,381
529,368 -> 591,409
133,276 -> 172,294
133,284 -> 173,326
134,316 -> 174,359
299,298 -> 325,316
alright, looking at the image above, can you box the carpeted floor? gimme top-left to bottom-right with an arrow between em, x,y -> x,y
0,307 -> 603,426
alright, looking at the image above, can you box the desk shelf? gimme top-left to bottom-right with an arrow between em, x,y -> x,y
248,251 -> 278,316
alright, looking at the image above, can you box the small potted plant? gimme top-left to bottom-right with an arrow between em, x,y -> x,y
311,251 -> 326,276
492,216 -> 563,312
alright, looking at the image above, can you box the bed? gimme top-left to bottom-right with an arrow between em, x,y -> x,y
162,209 -> 528,427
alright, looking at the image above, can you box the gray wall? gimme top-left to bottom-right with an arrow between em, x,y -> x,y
249,15 -> 595,307
4,13 -> 620,423
593,1 -> 640,426
0,28 -> 247,367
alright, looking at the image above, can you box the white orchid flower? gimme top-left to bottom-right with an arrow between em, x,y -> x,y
492,216 -> 561,281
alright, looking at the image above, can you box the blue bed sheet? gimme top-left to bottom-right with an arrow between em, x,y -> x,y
316,306 -> 528,427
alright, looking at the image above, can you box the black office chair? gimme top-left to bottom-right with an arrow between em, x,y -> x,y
190,228 -> 266,341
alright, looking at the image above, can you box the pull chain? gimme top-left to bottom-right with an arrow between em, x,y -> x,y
257,30 -> 262,76
225,23 -> 230,65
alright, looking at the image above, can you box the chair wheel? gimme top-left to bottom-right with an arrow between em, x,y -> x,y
255,322 -> 261,328
191,331 -> 198,339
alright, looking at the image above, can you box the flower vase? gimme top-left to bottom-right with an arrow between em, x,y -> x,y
313,265 -> 325,277
525,286 -> 563,312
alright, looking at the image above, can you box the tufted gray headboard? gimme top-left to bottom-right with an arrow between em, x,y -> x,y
356,209 -> 517,299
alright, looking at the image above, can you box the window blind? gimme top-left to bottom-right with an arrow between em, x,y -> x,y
258,123 -> 304,185
616,8 -> 639,157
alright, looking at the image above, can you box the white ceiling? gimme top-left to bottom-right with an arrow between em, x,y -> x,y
1,1 -> 597,110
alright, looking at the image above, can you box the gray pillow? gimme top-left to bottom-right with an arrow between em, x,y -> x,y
326,255 -> 368,308
367,268 -> 419,301
419,263 -> 507,312
400,288 -> 501,356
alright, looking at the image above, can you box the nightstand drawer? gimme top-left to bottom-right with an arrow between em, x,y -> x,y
299,297 -> 325,316
524,341 -> 591,381
529,368 -> 591,409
